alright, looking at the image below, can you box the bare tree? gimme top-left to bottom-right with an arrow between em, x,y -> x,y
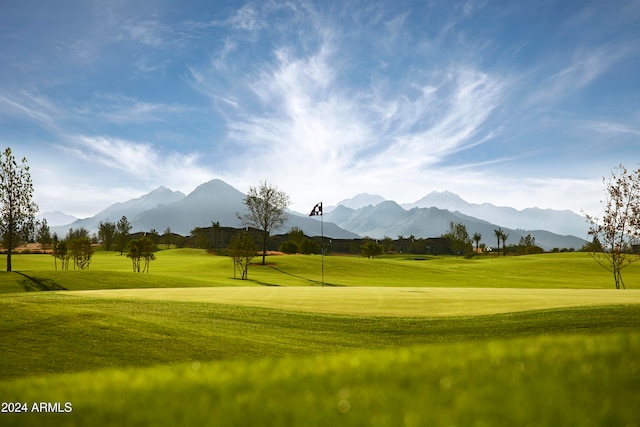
0,147 -> 38,271
585,164 -> 640,289
237,181 -> 290,265
228,231 -> 257,280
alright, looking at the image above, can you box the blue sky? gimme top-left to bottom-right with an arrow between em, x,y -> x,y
1,0 -> 639,218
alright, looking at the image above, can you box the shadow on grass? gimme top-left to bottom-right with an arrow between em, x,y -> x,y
267,265 -> 344,287
15,272 -> 67,292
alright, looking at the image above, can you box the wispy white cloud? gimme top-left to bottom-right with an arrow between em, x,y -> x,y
526,41 -> 635,106
5,0 -> 636,219
588,120 -> 640,136
87,94 -> 192,124
62,135 -> 212,189
0,92 -> 65,131
189,6 -> 504,211
194,17 -> 499,211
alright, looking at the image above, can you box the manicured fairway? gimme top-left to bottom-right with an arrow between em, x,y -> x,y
2,250 -> 640,426
67,286 -> 640,317
3,250 -> 640,291
2,332 -> 639,427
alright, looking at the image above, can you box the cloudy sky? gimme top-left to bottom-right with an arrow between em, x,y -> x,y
1,0 -> 639,218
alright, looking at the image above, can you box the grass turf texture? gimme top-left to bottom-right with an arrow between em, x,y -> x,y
2,250 -> 640,291
2,333 -> 638,427
67,286 -> 640,317
1,250 -> 640,425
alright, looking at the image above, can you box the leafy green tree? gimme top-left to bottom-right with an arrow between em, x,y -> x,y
585,164 -> 640,289
279,227 -> 307,253
67,227 -> 89,240
228,231 -> 257,280
70,237 -> 93,270
287,227 -> 305,246
116,216 -> 132,255
517,234 -> 542,255
442,222 -> 472,256
300,239 -> 319,254
163,227 -> 173,249
127,237 -> 156,273
237,181 -> 290,265
53,239 -> 71,270
36,219 -> 52,253
361,241 -> 384,258
518,234 -> 534,247
98,220 -> 116,251
381,236 -> 394,252
0,147 -> 38,271
279,240 -> 299,254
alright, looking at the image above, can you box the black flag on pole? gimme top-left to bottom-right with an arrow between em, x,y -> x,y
309,202 -> 322,217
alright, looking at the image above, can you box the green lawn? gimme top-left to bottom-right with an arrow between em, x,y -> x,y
1,250 -> 639,426
2,249 -> 638,291
2,332 -> 638,427
68,286 -> 640,317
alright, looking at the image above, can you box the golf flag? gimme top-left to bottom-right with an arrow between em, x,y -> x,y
309,202 -> 322,217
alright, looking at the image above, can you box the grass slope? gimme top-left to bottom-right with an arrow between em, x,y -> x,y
2,250 -> 640,425
68,286 -> 640,317
1,291 -> 638,380
2,250 -> 640,291
1,332 -> 639,426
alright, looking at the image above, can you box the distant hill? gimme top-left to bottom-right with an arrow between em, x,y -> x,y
324,201 -> 586,251
52,180 -> 358,239
48,181 -> 587,249
52,186 -> 185,236
37,211 -> 78,227
325,193 -> 387,212
403,191 -> 589,238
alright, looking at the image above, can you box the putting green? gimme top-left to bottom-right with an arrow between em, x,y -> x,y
63,287 -> 640,317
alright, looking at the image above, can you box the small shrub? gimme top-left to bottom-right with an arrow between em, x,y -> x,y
279,241 -> 299,254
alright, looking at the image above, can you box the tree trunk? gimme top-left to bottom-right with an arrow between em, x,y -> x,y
262,230 -> 267,265
6,225 -> 12,272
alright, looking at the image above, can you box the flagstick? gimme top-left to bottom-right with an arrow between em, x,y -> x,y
309,202 -> 324,287
321,210 -> 324,287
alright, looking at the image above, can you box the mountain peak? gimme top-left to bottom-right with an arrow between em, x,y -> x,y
337,193 -> 387,210
406,191 -> 469,211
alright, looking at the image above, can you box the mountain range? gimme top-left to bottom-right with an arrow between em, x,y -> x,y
46,179 -> 589,251
49,180 -> 358,239
401,191 -> 589,238
324,202 -> 586,251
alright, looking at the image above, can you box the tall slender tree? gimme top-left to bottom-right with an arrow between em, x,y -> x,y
98,220 -> 116,251
237,181 -> 290,265
116,216 -> 132,255
36,218 -> 52,252
0,147 -> 38,271
493,227 -> 503,253
585,164 -> 640,289
473,232 -> 482,253
500,232 -> 509,256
